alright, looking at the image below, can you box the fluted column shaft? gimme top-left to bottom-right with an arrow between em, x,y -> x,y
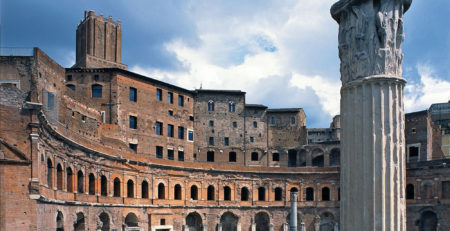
340,76 -> 406,230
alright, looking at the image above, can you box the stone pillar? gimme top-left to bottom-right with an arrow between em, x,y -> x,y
202,224 -> 207,231
282,223 -> 289,231
217,223 -> 222,231
290,192 -> 298,231
300,222 -> 305,231
183,225 -> 189,231
237,223 -> 241,231
269,224 -> 274,231
334,223 -> 339,231
251,223 -> 256,231
331,0 -> 412,230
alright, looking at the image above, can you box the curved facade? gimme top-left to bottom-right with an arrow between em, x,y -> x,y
0,10 -> 449,231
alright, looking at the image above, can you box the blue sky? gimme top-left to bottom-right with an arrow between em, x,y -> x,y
1,0 -> 449,128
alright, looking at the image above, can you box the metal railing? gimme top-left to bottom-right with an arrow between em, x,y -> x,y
0,47 -> 34,56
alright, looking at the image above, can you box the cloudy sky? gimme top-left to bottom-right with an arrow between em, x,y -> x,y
1,0 -> 449,127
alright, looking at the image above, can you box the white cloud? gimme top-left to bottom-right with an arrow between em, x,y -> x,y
290,73 -> 340,116
405,64 -> 450,112
131,0 -> 341,127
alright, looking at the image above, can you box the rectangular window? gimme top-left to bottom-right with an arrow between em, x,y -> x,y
250,137 -> 254,142
129,87 -> 137,102
168,110 -> 173,116
272,153 -> 280,161
253,121 -> 257,128
209,137 -> 214,146
178,151 -> 185,161
209,120 -> 214,126
178,95 -> 184,106
168,149 -> 174,160
251,152 -> 258,161
168,92 -> 173,104
178,126 -> 184,139
156,122 -> 163,135
188,130 -> 194,141
129,143 -> 137,152
207,151 -> 214,162
46,92 -> 54,110
224,137 -> 229,146
129,116 -> 137,129
291,116 -> 295,124
168,124 -> 174,137
66,75 -> 72,81
189,116 -> 194,121
229,152 -> 236,162
92,84 -> 102,98
271,117 -> 275,124
232,121 -> 237,128
156,146 -> 163,158
156,88 -> 162,101
442,181 -> 450,199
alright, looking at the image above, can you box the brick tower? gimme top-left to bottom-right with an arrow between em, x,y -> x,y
73,10 -> 127,69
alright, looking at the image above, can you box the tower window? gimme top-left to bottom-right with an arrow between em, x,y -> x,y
129,116 -> 137,129
209,120 -> 214,126
167,149 -> 174,160
250,137 -> 254,143
224,137 -> 229,146
188,130 -> 194,141
229,102 -> 235,112
178,126 -> 184,139
208,100 -> 215,111
253,121 -> 257,128
129,143 -> 137,152
232,121 -> 237,128
178,151 -> 184,161
271,117 -> 275,124
209,137 -> 214,146
291,116 -> 295,124
129,87 -> 137,102
91,84 -> 102,98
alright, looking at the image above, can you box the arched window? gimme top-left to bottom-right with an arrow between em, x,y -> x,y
208,100 -> 215,111
77,170 -> 84,193
56,211 -> 64,231
74,212 -> 85,231
99,212 -> 110,231
274,187 -> 283,201
290,187 -> 298,200
125,212 -> 139,227
258,187 -> 265,201
406,184 -> 414,200
47,158 -> 53,188
419,211 -> 438,231
174,184 -> 182,200
312,155 -> 324,167
158,183 -> 165,199
322,187 -> 330,201
241,187 -> 249,201
113,178 -> 121,197
224,186 -> 231,201
141,180 -> 149,199
190,185 -> 198,200
305,187 -> 314,201
228,102 -> 235,112
56,164 -> 63,190
127,179 -> 134,198
207,185 -> 215,201
100,175 -> 107,196
66,167 -> 73,192
91,84 -> 102,98
89,173 -> 96,195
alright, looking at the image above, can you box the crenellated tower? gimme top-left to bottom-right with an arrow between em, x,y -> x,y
73,10 -> 127,69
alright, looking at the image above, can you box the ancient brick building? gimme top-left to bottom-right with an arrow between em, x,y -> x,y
0,11 -> 448,231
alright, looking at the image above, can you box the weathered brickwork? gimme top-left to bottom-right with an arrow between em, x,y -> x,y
0,10 -> 449,231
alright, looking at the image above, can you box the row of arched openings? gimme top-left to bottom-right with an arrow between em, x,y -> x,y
46,159 -> 335,201
57,211 -> 139,231
46,158 -> 148,198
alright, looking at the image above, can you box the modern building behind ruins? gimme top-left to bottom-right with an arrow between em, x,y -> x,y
0,10 -> 449,231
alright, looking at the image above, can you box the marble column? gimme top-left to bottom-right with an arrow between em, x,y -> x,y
331,0 -> 412,230
290,192 -> 298,231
